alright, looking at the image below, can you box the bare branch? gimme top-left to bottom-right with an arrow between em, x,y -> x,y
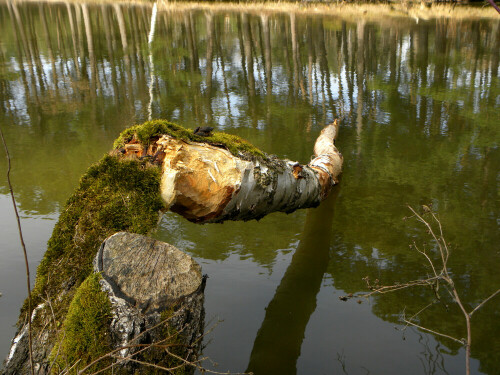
470,289 -> 500,317
165,348 -> 250,375
111,355 -> 187,372
361,206 -> 499,375
413,241 -> 438,278
45,292 -> 63,375
64,359 -> 82,374
360,276 -> 440,298
408,207 -> 447,270
78,318 -> 228,375
78,340 -> 181,374
0,125 -> 34,375
126,308 -> 185,345
405,301 -> 437,325
402,318 -> 464,346
431,212 -> 450,265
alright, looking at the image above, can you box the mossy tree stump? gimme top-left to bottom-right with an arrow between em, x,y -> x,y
3,119 -> 342,374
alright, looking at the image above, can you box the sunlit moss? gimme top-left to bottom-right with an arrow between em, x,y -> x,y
113,119 -> 193,149
50,273 -> 112,374
25,155 -> 165,320
113,119 -> 267,160
20,119 -> 264,372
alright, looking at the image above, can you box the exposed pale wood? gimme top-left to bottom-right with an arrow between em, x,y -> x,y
310,119 -> 342,197
158,137 -> 250,222
124,120 -> 342,223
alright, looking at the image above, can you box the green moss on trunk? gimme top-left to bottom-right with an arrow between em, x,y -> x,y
23,120 -> 279,322
113,119 -> 267,160
20,119 -> 256,373
50,273 -> 112,374
25,155 -> 164,322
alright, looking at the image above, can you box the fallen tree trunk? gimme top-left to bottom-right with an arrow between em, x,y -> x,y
117,119 -> 343,223
3,119 -> 342,374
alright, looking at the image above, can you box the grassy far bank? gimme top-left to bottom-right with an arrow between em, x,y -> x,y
18,0 -> 500,20
157,1 -> 500,19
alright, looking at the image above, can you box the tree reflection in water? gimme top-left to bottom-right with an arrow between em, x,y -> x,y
0,2 -> 499,374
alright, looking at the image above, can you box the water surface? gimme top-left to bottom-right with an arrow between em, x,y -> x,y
0,2 -> 499,374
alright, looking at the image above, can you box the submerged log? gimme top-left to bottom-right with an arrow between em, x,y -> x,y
118,119 -> 343,223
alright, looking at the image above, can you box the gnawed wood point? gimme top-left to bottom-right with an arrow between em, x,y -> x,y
119,119 -> 343,223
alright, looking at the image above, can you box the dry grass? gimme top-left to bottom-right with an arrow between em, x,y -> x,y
156,1 -> 498,20
18,0 -> 499,20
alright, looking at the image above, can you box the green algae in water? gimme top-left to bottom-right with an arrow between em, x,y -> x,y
113,119 -> 267,160
50,273 -> 112,374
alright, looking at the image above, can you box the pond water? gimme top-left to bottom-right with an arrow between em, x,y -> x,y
0,1 -> 499,374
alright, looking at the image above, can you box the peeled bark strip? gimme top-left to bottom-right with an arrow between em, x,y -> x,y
131,120 -> 342,223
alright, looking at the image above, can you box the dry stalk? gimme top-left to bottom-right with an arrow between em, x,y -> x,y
56,313 -> 244,375
75,313 -> 188,374
0,126 -> 35,375
109,355 -> 188,372
344,205 -> 500,375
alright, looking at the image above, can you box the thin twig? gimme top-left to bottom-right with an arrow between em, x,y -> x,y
404,301 -> 437,326
413,242 -> 438,278
48,330 -> 65,375
402,318 -> 464,345
77,315 -> 225,375
361,205 -> 499,375
409,207 -> 447,270
431,212 -> 450,265
469,289 -> 500,317
84,341 -> 186,375
64,358 -> 82,374
77,339 -> 181,374
360,276 -> 440,298
126,308 -> 185,344
486,0 -> 500,14
78,309 -> 187,373
0,126 -> 34,375
165,348 -> 249,375
111,355 -> 187,372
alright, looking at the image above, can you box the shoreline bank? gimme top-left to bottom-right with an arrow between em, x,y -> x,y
12,0 -> 500,20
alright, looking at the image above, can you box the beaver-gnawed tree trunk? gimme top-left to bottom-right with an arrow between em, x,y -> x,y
116,119 -> 343,223
3,119 -> 342,374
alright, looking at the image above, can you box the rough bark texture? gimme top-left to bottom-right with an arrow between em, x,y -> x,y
2,303 -> 52,375
3,233 -> 205,375
154,120 -> 342,223
94,232 -> 205,373
3,119 -> 341,374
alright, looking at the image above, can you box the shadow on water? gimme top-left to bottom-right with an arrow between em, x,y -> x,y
247,185 -> 341,375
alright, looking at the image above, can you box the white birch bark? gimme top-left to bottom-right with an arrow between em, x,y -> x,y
147,120 -> 343,223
